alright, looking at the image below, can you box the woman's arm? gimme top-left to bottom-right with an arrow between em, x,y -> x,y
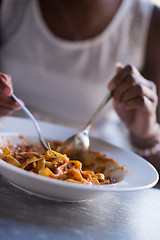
108,5 -> 160,174
141,5 -> 160,123
132,5 -> 160,172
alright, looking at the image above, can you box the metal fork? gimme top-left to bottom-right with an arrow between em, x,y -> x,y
12,93 -> 48,151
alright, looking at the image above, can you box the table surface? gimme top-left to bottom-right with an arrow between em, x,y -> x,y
0,176 -> 160,240
0,116 -> 160,240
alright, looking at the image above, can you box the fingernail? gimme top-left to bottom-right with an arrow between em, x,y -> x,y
116,62 -> 124,68
116,62 -> 123,73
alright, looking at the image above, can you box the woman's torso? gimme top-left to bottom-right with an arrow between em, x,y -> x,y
0,0 -> 153,132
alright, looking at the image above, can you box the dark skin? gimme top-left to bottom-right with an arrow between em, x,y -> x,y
143,6 -> 160,121
0,0 -> 160,171
38,0 -> 122,40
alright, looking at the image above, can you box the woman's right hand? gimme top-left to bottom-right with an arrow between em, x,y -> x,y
0,73 -> 21,117
107,64 -> 158,140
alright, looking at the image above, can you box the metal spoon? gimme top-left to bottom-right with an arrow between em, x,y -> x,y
12,93 -> 48,151
61,91 -> 112,156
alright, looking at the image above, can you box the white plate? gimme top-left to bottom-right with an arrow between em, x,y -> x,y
0,116 -> 159,202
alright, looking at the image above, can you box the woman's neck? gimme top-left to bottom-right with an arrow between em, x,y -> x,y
39,0 -> 122,40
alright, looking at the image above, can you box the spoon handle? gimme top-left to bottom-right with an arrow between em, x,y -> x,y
83,91 -> 112,134
12,93 -> 48,150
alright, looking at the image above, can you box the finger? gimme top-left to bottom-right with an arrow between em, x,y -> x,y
124,96 -> 156,113
0,95 -> 20,110
120,84 -> 158,105
0,109 -> 14,117
2,73 -> 13,88
113,74 -> 158,104
140,77 -> 157,92
0,102 -> 21,111
129,66 -> 156,90
113,74 -> 136,102
131,65 -> 141,76
108,65 -> 133,91
0,73 -> 13,96
111,68 -> 157,101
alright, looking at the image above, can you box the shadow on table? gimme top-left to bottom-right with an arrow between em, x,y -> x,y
155,180 -> 160,189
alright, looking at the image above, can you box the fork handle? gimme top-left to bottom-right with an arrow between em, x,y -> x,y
11,93 -> 48,150
83,91 -> 112,134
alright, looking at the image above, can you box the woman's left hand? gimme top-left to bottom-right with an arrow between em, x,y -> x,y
108,64 -> 158,139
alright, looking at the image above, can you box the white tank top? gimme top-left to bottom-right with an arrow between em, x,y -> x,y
0,0 -> 153,131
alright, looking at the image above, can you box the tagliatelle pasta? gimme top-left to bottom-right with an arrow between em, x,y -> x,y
0,143 -> 123,185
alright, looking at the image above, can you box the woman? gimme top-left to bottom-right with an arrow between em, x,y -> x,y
0,0 -> 160,173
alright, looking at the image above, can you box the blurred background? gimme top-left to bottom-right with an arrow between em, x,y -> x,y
151,0 -> 160,6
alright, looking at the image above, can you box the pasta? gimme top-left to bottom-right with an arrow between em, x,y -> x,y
0,140 -> 125,185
